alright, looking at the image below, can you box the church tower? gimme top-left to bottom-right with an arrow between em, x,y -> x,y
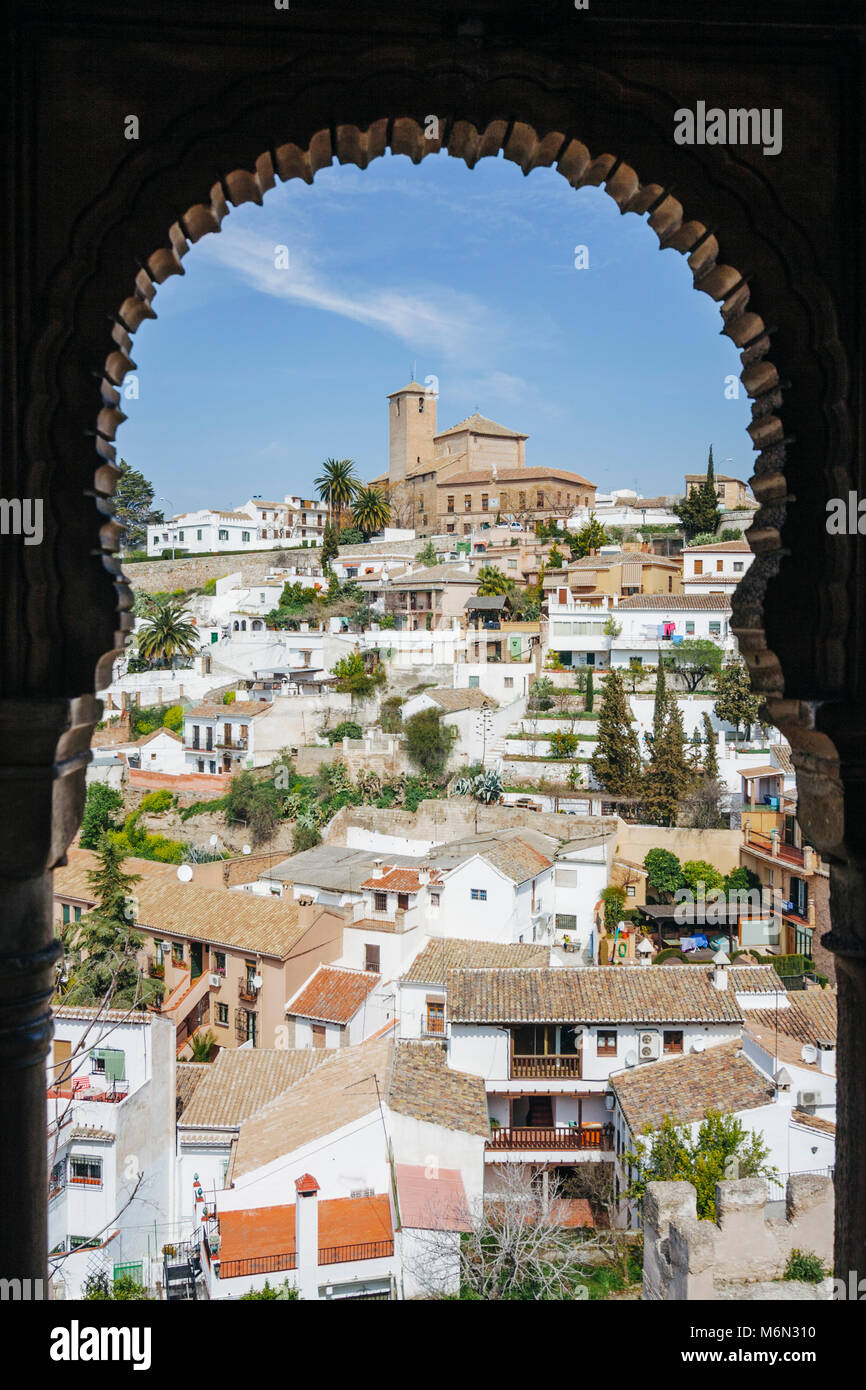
387,380 -> 437,484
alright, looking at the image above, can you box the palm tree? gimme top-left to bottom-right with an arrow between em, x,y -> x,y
476,565 -> 512,596
315,458 -> 358,529
351,486 -> 390,538
136,597 -> 199,668
189,1030 -> 217,1063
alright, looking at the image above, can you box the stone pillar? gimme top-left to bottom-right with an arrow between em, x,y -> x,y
0,697 -> 100,1284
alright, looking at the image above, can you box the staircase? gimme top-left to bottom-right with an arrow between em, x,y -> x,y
527,1096 -> 553,1127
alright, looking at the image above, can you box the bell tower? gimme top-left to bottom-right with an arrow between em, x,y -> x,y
387,379 -> 436,483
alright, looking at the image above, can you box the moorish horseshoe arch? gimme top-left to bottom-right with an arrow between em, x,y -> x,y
4,37 -> 862,1282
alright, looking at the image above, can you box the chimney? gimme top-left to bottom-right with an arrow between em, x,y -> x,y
712,948 -> 730,990
637,938 -> 654,966
371,859 -> 384,879
816,1040 -> 836,1076
294,1173 -> 320,1300
418,864 -> 431,886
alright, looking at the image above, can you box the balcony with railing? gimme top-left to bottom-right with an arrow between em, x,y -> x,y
487,1123 -> 613,1152
510,1054 -> 582,1079
238,978 -> 260,1003
216,735 -> 248,750
216,1239 -> 394,1281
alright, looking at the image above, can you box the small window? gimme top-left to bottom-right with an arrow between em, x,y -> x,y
219,529 -> 229,541
430,892 -> 441,908
709,621 -> 721,637
62,904 -> 70,925
464,495 -> 472,511
426,1000 -> 445,1035
397,892 -> 410,911
685,621 -> 695,635
626,885 -> 636,897
213,952 -> 226,977
178,531 -> 185,541
468,676 -> 480,688
197,529 -> 203,540
69,1156 -> 102,1187
172,943 -> 184,965
365,944 -> 381,973
555,914 -> 577,932
663,1030 -> 684,1054
373,891 -> 388,912
596,1030 -> 617,1056
481,494 -> 489,511
733,562 -> 744,573
216,1003 -> 229,1027
447,496 -> 455,513
470,888 -> 487,902
242,531 -> 250,543
504,677 -> 514,689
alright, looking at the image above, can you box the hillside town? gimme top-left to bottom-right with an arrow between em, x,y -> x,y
47,381 -> 836,1304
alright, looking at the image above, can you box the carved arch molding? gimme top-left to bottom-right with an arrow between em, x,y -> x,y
7,43 -> 859,884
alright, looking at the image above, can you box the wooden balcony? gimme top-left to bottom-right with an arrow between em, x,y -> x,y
487,1124 -> 613,1152
510,1054 -> 582,1079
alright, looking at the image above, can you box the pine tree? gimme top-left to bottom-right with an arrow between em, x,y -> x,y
652,653 -> 669,742
675,446 -> 722,540
714,658 -> 760,741
62,838 -> 159,1010
702,712 -> 719,779
590,668 -> 642,797
642,700 -> 693,826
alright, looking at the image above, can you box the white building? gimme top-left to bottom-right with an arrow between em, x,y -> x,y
47,1008 -> 176,1298
195,1037 -> 488,1300
182,699 -> 272,776
545,590 -> 737,671
682,538 -> 755,595
445,961 -> 787,1193
284,963 -> 394,1049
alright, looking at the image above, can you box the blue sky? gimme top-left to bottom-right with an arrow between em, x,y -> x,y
119,151 -> 752,514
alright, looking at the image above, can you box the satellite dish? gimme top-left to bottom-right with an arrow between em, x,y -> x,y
242,844 -> 252,856
177,864 -> 194,883
801,1043 -> 818,1065
692,1036 -> 706,1053
209,834 -> 219,847
624,1051 -> 638,1069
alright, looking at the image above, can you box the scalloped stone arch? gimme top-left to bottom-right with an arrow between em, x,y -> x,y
100,117 -> 785,688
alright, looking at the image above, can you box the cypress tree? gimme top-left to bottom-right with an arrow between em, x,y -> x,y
643,700 -> 693,826
62,838 -> 160,1010
590,668 -> 642,797
702,712 -> 719,779
652,653 -> 669,742
585,668 -> 594,713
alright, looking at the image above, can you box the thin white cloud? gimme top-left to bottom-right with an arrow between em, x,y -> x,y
195,223 -> 507,366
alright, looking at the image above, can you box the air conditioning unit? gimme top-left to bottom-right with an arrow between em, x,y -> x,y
797,1090 -> 820,1109
208,973 -> 222,989
638,1030 -> 661,1062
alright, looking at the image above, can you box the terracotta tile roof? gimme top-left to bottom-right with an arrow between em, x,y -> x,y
771,745 -> 794,776
232,1038 -> 394,1178
791,1109 -> 836,1136
682,575 -> 741,585
427,829 -> 555,885
286,965 -> 381,1024
186,701 -> 271,720
685,539 -> 752,554
447,965 -> 746,1024
616,593 -> 731,610
738,765 -> 784,780
387,1041 -> 490,1137
68,1126 -> 116,1143
361,866 -> 443,892
55,848 -> 176,902
745,986 -> 837,1048
130,879 -> 313,958
612,1040 -> 774,1134
176,1062 -> 209,1117
402,937 -> 549,985
395,1164 -> 472,1231
180,1048 -> 330,1129
388,565 -> 475,587
437,465 -> 594,487
729,966 -> 787,993
424,687 -> 495,712
436,412 -> 528,440
135,727 -> 183,746
218,1193 -> 393,1270
53,1004 -> 152,1025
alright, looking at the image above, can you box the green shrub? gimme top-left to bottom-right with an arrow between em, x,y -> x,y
80,783 -> 124,849
322,721 -> 363,745
654,948 -> 688,964
405,708 -> 455,776
139,789 -> 174,814
547,730 -> 578,759
783,1249 -> 825,1283
240,1279 -> 299,1300
292,823 -> 322,853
